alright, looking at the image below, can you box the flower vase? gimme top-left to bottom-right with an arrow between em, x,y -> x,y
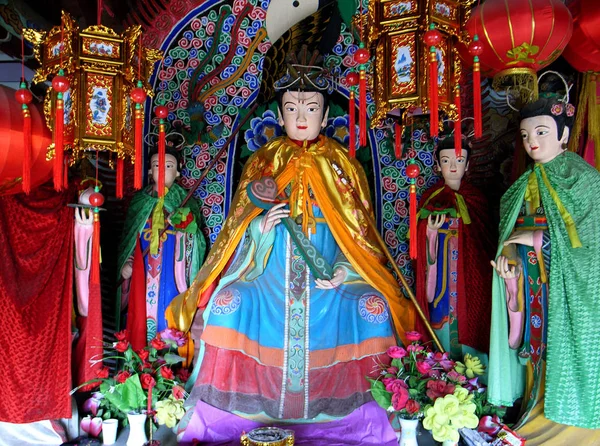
397,418 -> 419,446
126,413 -> 148,446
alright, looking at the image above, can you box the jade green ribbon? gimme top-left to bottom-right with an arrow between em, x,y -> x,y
150,194 -> 167,255
418,186 -> 471,224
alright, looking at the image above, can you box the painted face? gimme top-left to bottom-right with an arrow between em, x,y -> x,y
437,148 -> 469,183
278,91 -> 328,142
520,115 -> 567,164
150,153 -> 180,189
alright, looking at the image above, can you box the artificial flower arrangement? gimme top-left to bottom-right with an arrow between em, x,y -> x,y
368,331 -> 502,444
74,328 -> 191,438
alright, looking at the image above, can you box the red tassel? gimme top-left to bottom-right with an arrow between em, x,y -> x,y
158,121 -> 166,197
54,96 -> 64,191
429,49 -> 438,138
454,86 -> 462,157
395,122 -> 402,159
409,183 -> 417,259
349,91 -> 356,158
116,156 -> 124,199
90,212 -> 101,285
359,70 -> 367,146
63,156 -> 69,188
134,105 -> 143,190
22,106 -> 32,194
473,59 -> 482,138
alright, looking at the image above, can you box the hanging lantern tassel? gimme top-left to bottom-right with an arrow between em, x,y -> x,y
428,48 -> 439,138
131,82 -> 147,190
395,122 -> 403,159
406,161 -> 420,259
89,189 -> 104,286
454,85 -> 462,157
15,82 -> 33,194
349,91 -> 356,158
116,156 -> 124,199
155,105 -> 168,198
469,35 -> 484,139
51,70 -> 70,191
63,156 -> 69,189
353,44 -> 370,147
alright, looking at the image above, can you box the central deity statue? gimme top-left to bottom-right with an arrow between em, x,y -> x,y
170,48 -> 414,444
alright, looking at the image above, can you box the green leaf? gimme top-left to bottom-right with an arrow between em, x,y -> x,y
369,380 -> 392,410
391,358 -> 404,369
164,352 -> 185,365
120,375 -> 147,413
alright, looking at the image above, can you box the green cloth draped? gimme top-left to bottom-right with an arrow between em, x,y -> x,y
488,152 -> 600,429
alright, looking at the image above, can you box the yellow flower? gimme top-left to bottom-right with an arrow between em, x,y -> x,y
432,424 -> 460,443
453,386 -> 473,404
454,354 -> 485,379
155,395 -> 186,428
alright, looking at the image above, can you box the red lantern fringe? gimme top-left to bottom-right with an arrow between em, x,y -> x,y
22,106 -> 32,194
395,122 -> 402,159
473,60 -> 482,138
90,212 -> 101,285
54,97 -> 64,191
134,106 -> 143,190
63,157 -> 69,189
359,70 -> 367,146
429,50 -> 438,138
158,121 -> 166,198
349,91 -> 356,158
116,156 -> 124,199
409,183 -> 417,259
454,86 -> 462,157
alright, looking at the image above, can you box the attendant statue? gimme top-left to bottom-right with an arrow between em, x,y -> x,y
118,147 -> 207,352
169,49 -> 414,444
415,136 -> 495,361
489,95 -> 600,443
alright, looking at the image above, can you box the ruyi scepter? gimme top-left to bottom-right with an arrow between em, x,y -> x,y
330,162 -> 444,352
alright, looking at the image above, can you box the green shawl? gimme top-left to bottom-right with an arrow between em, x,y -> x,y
488,152 -> 600,429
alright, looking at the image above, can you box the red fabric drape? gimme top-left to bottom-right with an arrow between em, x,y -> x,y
129,238 -> 147,352
415,182 -> 495,353
0,185 -> 73,422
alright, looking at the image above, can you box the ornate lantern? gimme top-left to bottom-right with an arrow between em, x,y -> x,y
23,12 -> 162,195
465,0 -> 573,104
367,0 -> 473,131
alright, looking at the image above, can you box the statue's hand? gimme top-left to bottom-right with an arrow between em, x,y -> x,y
503,230 -> 534,247
427,214 -> 445,230
121,259 -> 134,280
260,202 -> 290,234
490,256 -> 519,280
315,267 -> 347,290
75,207 -> 93,226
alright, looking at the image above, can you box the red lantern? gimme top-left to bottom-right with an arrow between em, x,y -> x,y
465,0 -> 573,81
15,88 -> 33,105
562,0 -> 600,73
0,86 -> 52,195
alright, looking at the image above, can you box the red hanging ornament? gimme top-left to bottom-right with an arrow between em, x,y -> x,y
89,188 -> 104,286
116,156 -> 124,199
131,81 -> 147,190
354,45 -> 370,147
52,70 -> 70,191
15,81 -> 33,194
406,161 -> 420,259
469,35 -> 483,139
155,105 -> 168,198
395,121 -> 403,159
424,24 -> 442,138
346,72 -> 359,158
454,86 -> 462,157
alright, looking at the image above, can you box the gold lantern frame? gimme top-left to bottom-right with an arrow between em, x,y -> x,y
23,11 -> 162,167
365,0 -> 474,125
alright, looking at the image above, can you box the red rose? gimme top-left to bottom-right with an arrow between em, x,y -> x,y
386,366 -> 399,376
177,368 -> 191,382
114,340 -> 130,353
386,346 -> 408,359
137,349 -> 149,361
405,399 -> 420,414
114,329 -> 129,341
140,373 -> 156,390
426,380 -> 455,400
385,379 -> 408,394
382,377 -> 395,388
407,344 -> 424,353
416,361 -> 432,376
115,370 -> 132,384
138,361 -> 152,372
405,331 -> 422,343
150,337 -> 167,350
160,367 -> 175,380
172,385 -> 185,400
96,367 -> 110,379
391,387 -> 410,411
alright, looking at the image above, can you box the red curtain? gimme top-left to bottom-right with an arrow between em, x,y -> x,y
0,184 -> 74,422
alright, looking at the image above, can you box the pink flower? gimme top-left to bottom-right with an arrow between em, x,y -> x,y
385,379 -> 408,394
426,379 -> 456,400
83,393 -> 103,416
447,370 -> 467,384
415,361 -> 432,375
382,377 -> 395,388
160,328 -> 188,347
386,366 -> 399,376
405,399 -> 420,414
387,346 -> 408,359
407,344 -> 424,353
478,415 -> 502,436
80,416 -> 102,438
405,331 -> 422,342
391,387 -> 410,411
427,352 -> 455,371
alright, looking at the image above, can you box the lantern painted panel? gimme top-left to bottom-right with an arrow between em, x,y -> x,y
390,31 -> 418,96
431,0 -> 459,28
383,0 -> 418,20
81,37 -> 121,59
85,73 -> 114,138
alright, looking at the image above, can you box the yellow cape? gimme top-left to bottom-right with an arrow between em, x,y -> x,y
167,136 -> 414,344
